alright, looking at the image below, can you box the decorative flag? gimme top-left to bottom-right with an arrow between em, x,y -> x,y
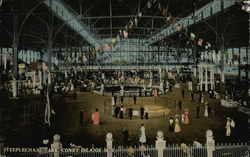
162,8 -> 167,16
147,1 -> 152,8
128,24 -> 133,30
78,48 -> 82,57
124,25 -> 128,30
225,51 -> 229,59
111,38 -> 118,45
119,30 -> 123,36
158,2 -> 162,10
207,42 -> 211,48
130,20 -> 134,26
91,50 -> 96,58
105,44 -> 111,51
170,17 -> 177,24
175,24 -> 182,31
190,32 -> 196,40
232,55 -> 238,60
134,18 -> 138,27
123,30 -> 128,38
198,39 -> 203,46
65,57 -> 69,66
83,55 -> 88,62
138,12 -> 142,18
98,46 -> 103,53
166,16 -> 171,22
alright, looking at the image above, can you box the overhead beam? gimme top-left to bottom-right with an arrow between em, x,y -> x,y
146,0 -> 236,45
44,0 -> 101,47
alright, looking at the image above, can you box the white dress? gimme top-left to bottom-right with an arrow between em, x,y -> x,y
181,114 -> 185,123
226,121 -> 231,136
111,97 -> 115,106
204,105 -> 208,117
201,95 -> 204,103
139,126 -> 146,143
201,94 -> 204,103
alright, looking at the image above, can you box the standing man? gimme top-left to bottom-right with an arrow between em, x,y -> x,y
119,106 -> 124,119
114,105 -> 120,119
209,90 -> 213,98
139,123 -> 146,144
122,127 -> 129,146
114,95 -> 117,105
182,88 -> 185,98
208,104 -> 212,118
128,108 -> 133,120
133,95 -> 137,105
196,103 -> 200,119
139,88 -> 142,97
178,100 -> 182,111
120,96 -> 124,105
199,93 -> 202,103
140,106 -> 145,119
191,91 -> 194,101
79,108 -> 84,123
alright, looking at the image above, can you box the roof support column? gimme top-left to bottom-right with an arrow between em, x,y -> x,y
12,0 -> 18,78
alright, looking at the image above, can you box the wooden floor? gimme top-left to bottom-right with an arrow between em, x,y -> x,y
51,83 -> 248,147
6,83 -> 248,148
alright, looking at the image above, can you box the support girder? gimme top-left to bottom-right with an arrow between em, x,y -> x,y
44,0 -> 101,47
146,0 -> 236,45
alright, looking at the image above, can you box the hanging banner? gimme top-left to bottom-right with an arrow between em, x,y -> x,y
31,62 -> 37,71
18,63 -> 25,69
123,30 -> 128,38
190,32 -> 196,40
105,44 -> 111,51
111,38 -> 118,45
83,56 -> 88,62
198,39 -> 203,46
232,55 -> 238,61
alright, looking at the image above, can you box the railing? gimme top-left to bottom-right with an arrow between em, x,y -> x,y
113,147 -> 158,157
164,146 -> 207,157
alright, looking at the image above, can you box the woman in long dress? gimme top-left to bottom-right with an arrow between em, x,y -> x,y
184,109 -> 189,124
139,123 -> 147,143
201,94 -> 204,103
174,115 -> 181,133
168,117 -> 174,132
112,105 -> 115,117
119,106 -> 124,119
111,96 -> 115,106
204,103 -> 208,117
181,114 -> 185,123
92,108 -> 100,125
225,118 -> 231,136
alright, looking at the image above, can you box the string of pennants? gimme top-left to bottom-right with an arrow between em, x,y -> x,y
63,0 -> 214,64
